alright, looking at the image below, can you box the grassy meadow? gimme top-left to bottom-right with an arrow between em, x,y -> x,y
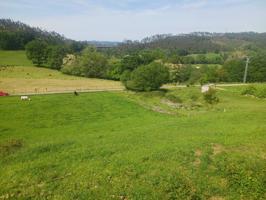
0,51 -> 123,94
0,50 -> 265,199
0,86 -> 266,199
0,66 -> 123,94
0,51 -> 33,67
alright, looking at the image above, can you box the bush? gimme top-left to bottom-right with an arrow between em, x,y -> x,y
241,85 -> 257,96
257,87 -> 266,98
61,54 -> 83,76
165,93 -> 183,103
122,62 -> 169,91
61,63 -> 83,76
203,88 -> 219,104
61,47 -> 108,78
241,85 -> 266,98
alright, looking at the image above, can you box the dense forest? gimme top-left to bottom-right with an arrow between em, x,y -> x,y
1,19 -> 266,90
113,32 -> 266,56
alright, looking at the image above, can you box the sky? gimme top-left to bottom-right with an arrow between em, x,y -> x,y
1,0 -> 266,41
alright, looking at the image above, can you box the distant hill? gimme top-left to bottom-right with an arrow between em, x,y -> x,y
88,41 -> 121,48
116,32 -> 266,54
1,19 -> 266,54
0,19 -> 121,50
0,19 -> 71,50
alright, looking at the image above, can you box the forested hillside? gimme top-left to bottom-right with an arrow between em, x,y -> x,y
0,19 -> 71,50
114,32 -> 266,55
0,19 -> 119,50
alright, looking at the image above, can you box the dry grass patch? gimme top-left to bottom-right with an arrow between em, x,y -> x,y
193,149 -> 202,166
212,144 -> 224,156
0,139 -> 23,155
0,78 -> 123,94
209,196 -> 225,200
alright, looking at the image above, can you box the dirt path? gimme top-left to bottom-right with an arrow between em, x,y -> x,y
3,82 -> 248,96
163,83 -> 249,89
9,88 -> 124,96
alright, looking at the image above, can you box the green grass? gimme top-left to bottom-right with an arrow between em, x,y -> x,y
0,66 -> 84,79
189,53 -> 221,59
0,50 -> 33,66
0,87 -> 265,199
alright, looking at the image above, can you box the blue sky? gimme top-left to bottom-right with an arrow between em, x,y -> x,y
1,0 -> 266,41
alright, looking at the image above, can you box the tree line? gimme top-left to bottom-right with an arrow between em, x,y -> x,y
2,19 -> 266,91
25,38 -> 266,92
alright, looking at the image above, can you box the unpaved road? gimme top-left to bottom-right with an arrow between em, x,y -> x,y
5,83 -> 249,96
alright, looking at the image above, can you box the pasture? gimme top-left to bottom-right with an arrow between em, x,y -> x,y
0,66 -> 123,95
0,51 -> 123,94
0,86 -> 265,199
0,51 -> 33,67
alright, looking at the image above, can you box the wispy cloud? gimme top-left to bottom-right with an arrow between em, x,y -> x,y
1,0 -> 265,40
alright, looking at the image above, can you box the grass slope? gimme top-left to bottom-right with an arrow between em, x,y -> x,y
0,50 -> 33,66
0,66 -> 123,94
0,88 -> 265,199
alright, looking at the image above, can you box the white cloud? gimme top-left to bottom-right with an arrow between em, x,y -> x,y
1,0 -> 266,41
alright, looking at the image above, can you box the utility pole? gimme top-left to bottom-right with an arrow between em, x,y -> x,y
243,57 -> 250,83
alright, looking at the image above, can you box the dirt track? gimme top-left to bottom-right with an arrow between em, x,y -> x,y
6,83 -> 249,96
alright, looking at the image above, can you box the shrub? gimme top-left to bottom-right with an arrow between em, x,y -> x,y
256,87 -> 266,98
61,47 -> 108,78
123,62 -> 169,91
190,94 -> 199,101
241,85 -> 257,96
165,93 -> 183,103
143,90 -> 166,98
61,54 -> 83,76
241,85 -> 266,99
203,88 -> 219,104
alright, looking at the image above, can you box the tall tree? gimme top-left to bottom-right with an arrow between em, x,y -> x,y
25,40 -> 48,66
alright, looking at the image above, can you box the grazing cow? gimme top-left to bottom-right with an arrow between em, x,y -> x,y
21,96 -> 31,101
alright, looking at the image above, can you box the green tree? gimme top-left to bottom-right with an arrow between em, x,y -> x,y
248,52 -> 266,82
196,54 -> 207,64
47,46 -> 67,70
106,58 -> 123,80
80,47 -> 108,78
121,54 -> 143,72
123,62 -> 169,91
25,40 -> 48,66
173,65 -> 193,83
223,59 -> 245,82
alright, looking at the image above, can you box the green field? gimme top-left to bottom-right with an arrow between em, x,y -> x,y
0,51 -> 123,94
1,86 -> 265,199
0,51 -> 33,66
